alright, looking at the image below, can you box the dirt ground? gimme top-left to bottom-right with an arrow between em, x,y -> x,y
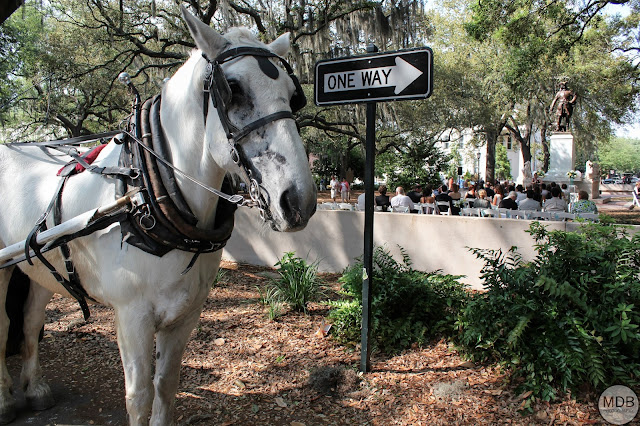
5,193 -> 639,426
5,263 -> 616,426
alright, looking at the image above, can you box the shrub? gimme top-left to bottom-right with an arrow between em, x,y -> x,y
328,246 -> 469,354
259,252 -> 326,314
456,221 -> 640,404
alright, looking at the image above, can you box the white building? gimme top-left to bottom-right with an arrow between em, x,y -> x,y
436,128 -> 543,185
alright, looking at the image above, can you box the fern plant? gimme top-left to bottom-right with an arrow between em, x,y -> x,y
456,221 -> 640,404
258,252 -> 326,314
328,246 -> 469,354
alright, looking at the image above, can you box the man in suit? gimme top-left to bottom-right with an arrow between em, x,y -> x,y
499,191 -> 519,210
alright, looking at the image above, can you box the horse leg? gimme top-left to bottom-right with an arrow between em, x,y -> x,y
20,281 -> 54,411
115,307 -> 155,426
150,308 -> 202,426
0,268 -> 16,424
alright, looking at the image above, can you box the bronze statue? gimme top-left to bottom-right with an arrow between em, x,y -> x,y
549,81 -> 577,132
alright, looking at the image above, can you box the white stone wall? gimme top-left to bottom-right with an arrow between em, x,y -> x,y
221,209 -> 625,290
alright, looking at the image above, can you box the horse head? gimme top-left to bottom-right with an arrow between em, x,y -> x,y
172,7 -> 316,232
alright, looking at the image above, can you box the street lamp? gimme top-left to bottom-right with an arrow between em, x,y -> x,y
476,152 -> 481,184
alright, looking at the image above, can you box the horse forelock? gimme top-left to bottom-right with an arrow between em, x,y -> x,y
222,27 -> 266,49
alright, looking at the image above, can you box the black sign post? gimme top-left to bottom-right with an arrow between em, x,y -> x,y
314,46 -> 433,373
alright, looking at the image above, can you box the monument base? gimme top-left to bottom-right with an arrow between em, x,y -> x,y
545,132 -> 575,180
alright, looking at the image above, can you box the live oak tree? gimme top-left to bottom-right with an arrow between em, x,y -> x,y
464,0 -> 640,177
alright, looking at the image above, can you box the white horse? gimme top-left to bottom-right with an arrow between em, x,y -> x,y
0,8 -> 316,425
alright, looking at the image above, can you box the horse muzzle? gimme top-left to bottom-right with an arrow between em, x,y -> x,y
272,184 -> 317,232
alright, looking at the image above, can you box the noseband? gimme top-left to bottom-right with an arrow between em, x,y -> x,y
201,46 -> 306,223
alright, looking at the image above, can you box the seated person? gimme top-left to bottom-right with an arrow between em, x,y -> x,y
542,186 -> 567,212
390,186 -> 414,211
420,186 -> 436,204
540,183 -> 550,200
484,183 -> 495,198
375,185 -> 391,212
561,183 -> 569,200
407,184 -> 422,203
499,191 -> 519,210
435,184 -> 456,214
570,190 -> 598,214
492,185 -> 504,207
518,189 -> 541,211
419,187 -> 436,214
472,189 -> 491,208
464,185 -> 477,199
515,184 -> 527,203
532,185 -> 543,203
449,184 -> 462,200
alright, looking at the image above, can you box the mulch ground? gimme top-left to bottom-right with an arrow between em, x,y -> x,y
8,261 -> 609,425
6,191 -> 638,425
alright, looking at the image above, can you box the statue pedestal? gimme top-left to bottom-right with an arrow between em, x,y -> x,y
544,132 -> 575,182
542,133 -> 600,199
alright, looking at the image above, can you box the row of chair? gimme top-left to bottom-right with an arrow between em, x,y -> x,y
459,207 -> 599,221
317,202 -> 355,211
318,202 -> 599,222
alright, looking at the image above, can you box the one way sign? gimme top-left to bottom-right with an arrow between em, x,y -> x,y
314,48 -> 432,105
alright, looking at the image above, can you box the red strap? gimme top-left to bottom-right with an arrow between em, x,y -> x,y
57,144 -> 108,176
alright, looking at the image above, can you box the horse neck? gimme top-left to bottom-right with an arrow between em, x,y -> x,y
159,56 -> 225,228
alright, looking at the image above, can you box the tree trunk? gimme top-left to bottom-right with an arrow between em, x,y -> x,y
482,118 -> 507,185
485,129 -> 497,184
541,123 -> 550,172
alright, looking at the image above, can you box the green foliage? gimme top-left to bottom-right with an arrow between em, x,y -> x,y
494,143 -> 512,180
376,137 -> 450,190
446,145 -> 462,179
598,137 -> 640,175
328,246 -> 469,354
259,252 -> 326,314
457,222 -> 640,403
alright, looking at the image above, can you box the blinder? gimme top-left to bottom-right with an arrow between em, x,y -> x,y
204,47 -> 306,121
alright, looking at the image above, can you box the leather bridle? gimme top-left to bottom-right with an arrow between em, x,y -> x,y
201,46 -> 307,224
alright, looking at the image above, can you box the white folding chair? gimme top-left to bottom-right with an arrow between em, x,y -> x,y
529,211 -> 550,221
549,211 -> 575,221
422,203 -> 438,214
391,206 -> 409,213
496,208 -> 513,219
338,203 -> 352,210
481,209 -> 498,218
461,207 -> 481,217
575,212 -> 599,221
436,201 -> 451,215
514,210 -> 540,220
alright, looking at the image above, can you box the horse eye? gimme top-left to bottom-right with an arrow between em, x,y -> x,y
227,81 -> 243,103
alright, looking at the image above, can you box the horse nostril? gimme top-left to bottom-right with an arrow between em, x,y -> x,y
279,187 -> 304,226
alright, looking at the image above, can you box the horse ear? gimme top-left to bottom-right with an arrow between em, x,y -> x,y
181,6 -> 228,58
269,33 -> 290,57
